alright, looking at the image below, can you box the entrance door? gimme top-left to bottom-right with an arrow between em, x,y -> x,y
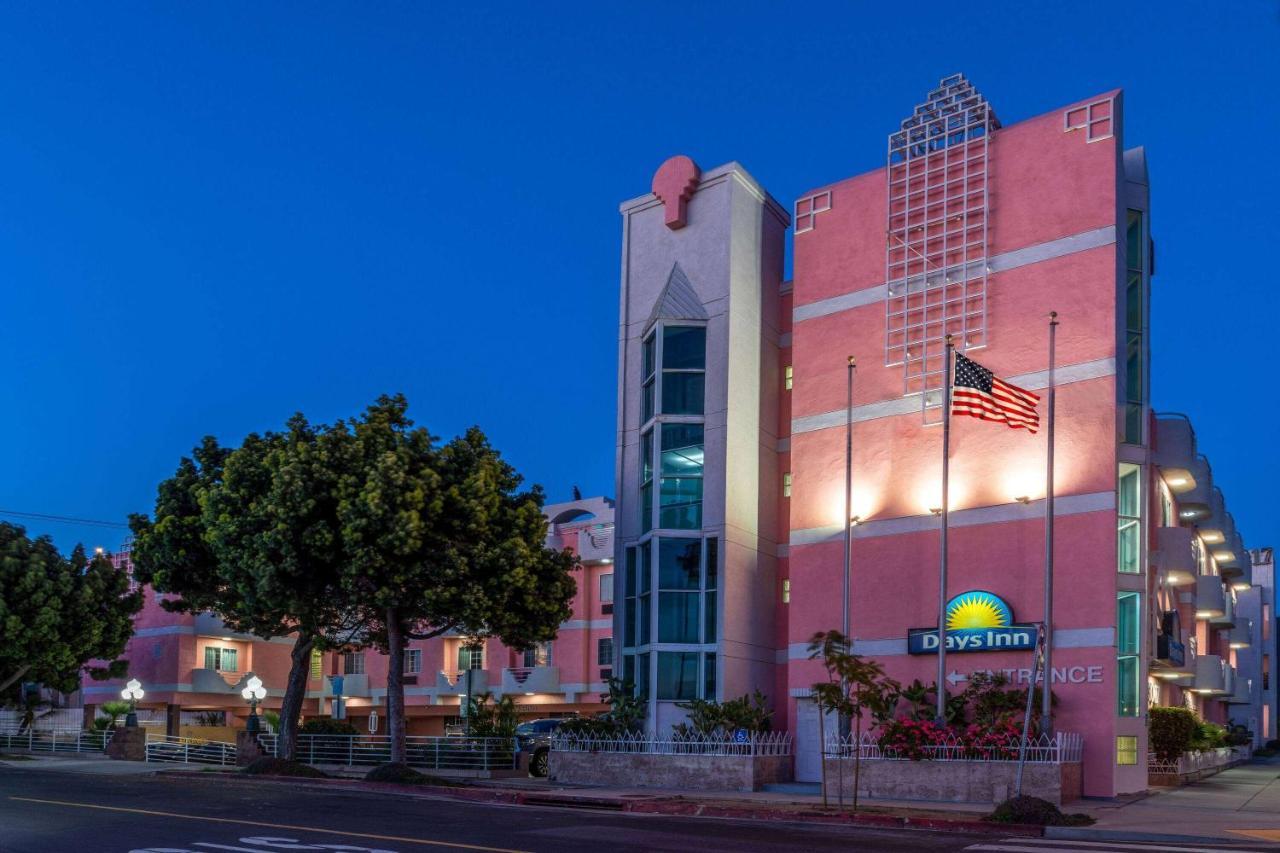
794,698 -> 822,783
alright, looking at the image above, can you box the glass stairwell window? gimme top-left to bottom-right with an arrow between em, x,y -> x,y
1117,592 -> 1141,716
659,423 -> 703,529
1123,209 -> 1146,445
660,326 -> 706,415
1117,463 -> 1142,574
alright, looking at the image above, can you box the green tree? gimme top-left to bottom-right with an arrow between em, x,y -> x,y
0,523 -> 141,697
130,418 -> 363,761
336,396 -> 578,763
808,629 -> 900,812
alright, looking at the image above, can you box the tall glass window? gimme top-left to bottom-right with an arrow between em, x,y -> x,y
704,538 -> 718,644
660,326 -> 706,415
1123,209 -> 1146,445
637,541 -> 651,646
656,651 -> 700,700
1117,464 -> 1141,574
640,430 -> 654,533
623,546 -> 637,647
641,334 -> 656,423
659,423 -> 703,529
1117,592 -> 1141,716
658,538 -> 701,643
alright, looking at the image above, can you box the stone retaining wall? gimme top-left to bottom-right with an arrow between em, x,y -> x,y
549,751 -> 792,792
823,758 -> 1082,806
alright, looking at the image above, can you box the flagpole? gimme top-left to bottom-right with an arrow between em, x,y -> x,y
1042,312 -> 1058,732
843,356 -> 855,641
936,335 -> 954,724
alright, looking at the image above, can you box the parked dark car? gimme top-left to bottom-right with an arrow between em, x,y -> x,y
515,718 -> 566,777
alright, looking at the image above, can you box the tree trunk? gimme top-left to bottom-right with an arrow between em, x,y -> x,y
853,706 -> 862,813
386,608 -> 406,764
278,633 -> 314,761
0,665 -> 31,695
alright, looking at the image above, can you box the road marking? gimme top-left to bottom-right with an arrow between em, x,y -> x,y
980,838 -> 1255,851
7,797 -> 528,853
1229,830 -> 1280,842
983,835 -> 1254,845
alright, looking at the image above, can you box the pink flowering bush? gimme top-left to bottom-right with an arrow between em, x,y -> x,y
878,716 -> 1025,760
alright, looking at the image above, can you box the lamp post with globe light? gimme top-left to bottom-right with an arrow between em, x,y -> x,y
241,675 -> 267,735
120,679 -> 144,727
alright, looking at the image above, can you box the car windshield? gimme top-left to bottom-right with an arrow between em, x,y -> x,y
515,723 -> 536,736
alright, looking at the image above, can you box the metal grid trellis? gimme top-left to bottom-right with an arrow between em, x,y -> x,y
884,73 -> 1000,421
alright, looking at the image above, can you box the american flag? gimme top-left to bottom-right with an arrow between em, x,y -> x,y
950,352 -> 1041,432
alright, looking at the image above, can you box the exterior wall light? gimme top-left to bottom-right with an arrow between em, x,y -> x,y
121,679 -> 145,727
241,674 -> 268,734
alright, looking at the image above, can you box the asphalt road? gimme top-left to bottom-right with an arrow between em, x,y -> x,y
0,765 -> 986,853
1,765 -> 1275,853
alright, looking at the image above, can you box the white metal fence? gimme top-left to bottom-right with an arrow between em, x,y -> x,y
0,728 -> 113,754
824,731 -> 1083,764
551,731 -> 794,757
1148,746 -> 1248,776
257,734 -> 519,770
0,708 -> 84,731
144,734 -> 236,766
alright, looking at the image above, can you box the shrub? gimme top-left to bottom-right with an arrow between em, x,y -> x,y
558,678 -> 644,738
362,762 -> 458,786
241,757 -> 328,778
877,719 -> 952,760
300,718 -> 358,735
985,795 -> 1095,827
1268,739 -> 1280,750
465,693 -> 519,738
1148,706 -> 1199,761
1191,722 -> 1228,752
674,690 -> 773,738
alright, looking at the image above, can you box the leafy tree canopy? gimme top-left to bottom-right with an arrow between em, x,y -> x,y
0,523 -> 142,696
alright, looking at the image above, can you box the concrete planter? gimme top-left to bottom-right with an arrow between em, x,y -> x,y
1148,746 -> 1249,786
549,751 -> 793,792
822,757 -> 1082,806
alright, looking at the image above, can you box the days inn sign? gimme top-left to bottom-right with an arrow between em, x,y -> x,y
908,590 -> 1037,655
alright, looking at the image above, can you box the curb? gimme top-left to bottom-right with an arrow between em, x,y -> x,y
1046,826 -> 1271,845
152,771 -> 1043,837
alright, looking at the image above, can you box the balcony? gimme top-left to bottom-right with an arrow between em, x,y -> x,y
191,667 -> 248,694
1210,587 -> 1237,629
1195,575 -> 1226,619
1192,654 -> 1227,695
193,612 -> 257,641
501,666 -> 560,695
1153,414 -> 1197,483
322,673 -> 370,698
576,524 -> 615,564
1155,633 -> 1188,669
1154,527 -> 1197,585
436,669 -> 488,696
1227,675 -> 1252,705
1228,620 -> 1251,650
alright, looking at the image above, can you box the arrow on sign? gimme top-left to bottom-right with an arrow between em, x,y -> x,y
946,670 -> 968,688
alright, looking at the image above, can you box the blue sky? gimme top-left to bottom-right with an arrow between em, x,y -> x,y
1,2 -> 1277,555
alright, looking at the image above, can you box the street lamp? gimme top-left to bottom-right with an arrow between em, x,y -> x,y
120,679 -> 144,727
241,675 -> 267,735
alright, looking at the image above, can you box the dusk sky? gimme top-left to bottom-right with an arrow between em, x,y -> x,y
1,2 -> 1276,555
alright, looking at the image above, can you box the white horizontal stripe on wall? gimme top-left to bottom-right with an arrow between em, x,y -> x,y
792,225 -> 1116,323
559,619 -> 612,631
791,357 -> 1115,436
787,626 -> 1115,661
789,490 -> 1115,547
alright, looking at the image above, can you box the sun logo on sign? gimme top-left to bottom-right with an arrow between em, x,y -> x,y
945,591 -> 1012,632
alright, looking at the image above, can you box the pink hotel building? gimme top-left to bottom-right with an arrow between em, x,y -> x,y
80,496 -> 616,735
613,75 -> 1268,797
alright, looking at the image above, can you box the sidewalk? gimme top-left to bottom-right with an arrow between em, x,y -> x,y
1053,756 -> 1280,844
0,751 -> 206,775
